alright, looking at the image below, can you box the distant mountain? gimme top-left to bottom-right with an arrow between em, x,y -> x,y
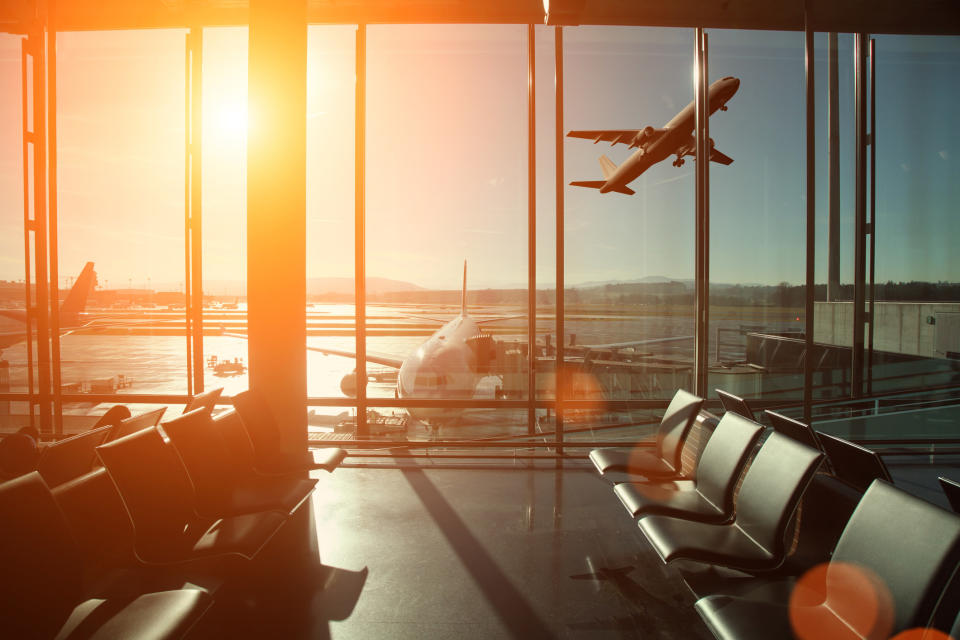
307,277 -> 424,296
572,275 -> 685,288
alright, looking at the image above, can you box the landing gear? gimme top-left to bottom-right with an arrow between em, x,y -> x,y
672,156 -> 685,167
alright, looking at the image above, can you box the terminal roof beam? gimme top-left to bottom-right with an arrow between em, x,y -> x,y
2,0 -> 958,35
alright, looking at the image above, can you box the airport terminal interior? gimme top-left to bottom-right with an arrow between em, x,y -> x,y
1,0 -> 960,638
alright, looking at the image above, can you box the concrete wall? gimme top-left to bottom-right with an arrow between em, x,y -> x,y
814,301 -> 960,358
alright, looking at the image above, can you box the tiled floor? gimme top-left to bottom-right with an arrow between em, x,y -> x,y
195,454 -> 960,639
199,461 -> 713,639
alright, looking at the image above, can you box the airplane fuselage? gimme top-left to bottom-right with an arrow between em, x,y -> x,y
599,76 -> 740,193
397,314 -> 483,423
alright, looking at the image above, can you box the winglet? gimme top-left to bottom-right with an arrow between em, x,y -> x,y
461,260 -> 468,316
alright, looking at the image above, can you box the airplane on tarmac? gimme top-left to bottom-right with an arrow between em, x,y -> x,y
229,262 -> 501,427
227,262 -> 692,429
568,76 -> 740,195
0,262 -> 98,353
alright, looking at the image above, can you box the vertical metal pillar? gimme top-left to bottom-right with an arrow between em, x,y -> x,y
866,38 -> 876,395
31,21 -> 52,433
527,24 -> 536,435
554,26 -> 564,452
184,31 -> 194,395
20,39 -> 36,429
803,11 -> 816,423
827,33 -> 841,302
355,24 -> 368,437
693,29 -> 710,397
47,10 -> 62,435
189,27 -> 204,395
852,33 -> 868,398
247,0 -> 308,452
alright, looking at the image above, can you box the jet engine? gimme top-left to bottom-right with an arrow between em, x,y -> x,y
631,126 -> 657,148
340,370 -> 358,397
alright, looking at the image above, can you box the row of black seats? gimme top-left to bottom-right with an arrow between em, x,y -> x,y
589,389 -> 960,639
0,389 -> 346,639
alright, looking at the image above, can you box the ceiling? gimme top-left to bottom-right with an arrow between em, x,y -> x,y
1,0 -> 958,35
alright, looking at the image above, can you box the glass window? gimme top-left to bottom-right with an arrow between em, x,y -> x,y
304,25 -> 357,419
706,29 -> 807,406
56,30 -> 189,414
562,26 -> 696,425
359,24 -> 529,440
201,27 -> 249,397
0,33 -> 27,429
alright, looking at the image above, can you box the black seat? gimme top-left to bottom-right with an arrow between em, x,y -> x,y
110,407 -> 167,441
939,476 -> 960,514
52,467 -> 137,566
589,389 -> 704,479
614,412 -> 764,522
695,480 -> 960,639
95,427 -> 287,564
0,431 -> 40,479
184,387 -> 224,416
765,410 -> 823,452
716,389 -> 755,421
89,404 -> 132,430
36,425 -> 113,487
816,431 -> 891,492
0,472 -> 212,640
637,432 -> 823,573
232,389 -> 345,474
162,408 -> 317,518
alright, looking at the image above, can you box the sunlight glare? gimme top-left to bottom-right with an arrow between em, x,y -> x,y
215,101 -> 249,141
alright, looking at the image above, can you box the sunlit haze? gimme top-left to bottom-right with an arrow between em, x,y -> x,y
1,27 -> 958,292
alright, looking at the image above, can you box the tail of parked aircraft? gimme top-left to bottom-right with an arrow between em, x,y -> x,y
61,262 -> 96,316
461,260 -> 468,316
0,261 -> 96,328
569,155 -> 636,196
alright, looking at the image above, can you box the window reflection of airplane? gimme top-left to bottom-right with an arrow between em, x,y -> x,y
228,262 -> 693,430
568,76 -> 740,195
0,262 -> 98,353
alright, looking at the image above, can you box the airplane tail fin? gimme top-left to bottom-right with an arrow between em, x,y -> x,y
61,262 -> 96,316
461,260 -> 468,316
569,180 -> 635,196
598,155 -> 618,180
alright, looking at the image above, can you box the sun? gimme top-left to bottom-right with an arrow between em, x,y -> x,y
214,101 -> 248,141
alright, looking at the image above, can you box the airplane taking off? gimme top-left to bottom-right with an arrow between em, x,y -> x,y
0,262 -> 98,352
568,76 -> 740,195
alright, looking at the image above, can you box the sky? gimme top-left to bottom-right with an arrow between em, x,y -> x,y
0,26 -> 958,292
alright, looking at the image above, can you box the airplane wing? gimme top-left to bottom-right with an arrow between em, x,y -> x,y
399,313 -> 449,324
475,314 -> 527,325
221,331 -> 405,369
580,335 -> 694,350
677,138 -> 734,165
567,129 -> 640,147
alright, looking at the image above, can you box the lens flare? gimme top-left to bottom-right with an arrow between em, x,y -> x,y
789,562 -> 894,640
890,629 -> 955,640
